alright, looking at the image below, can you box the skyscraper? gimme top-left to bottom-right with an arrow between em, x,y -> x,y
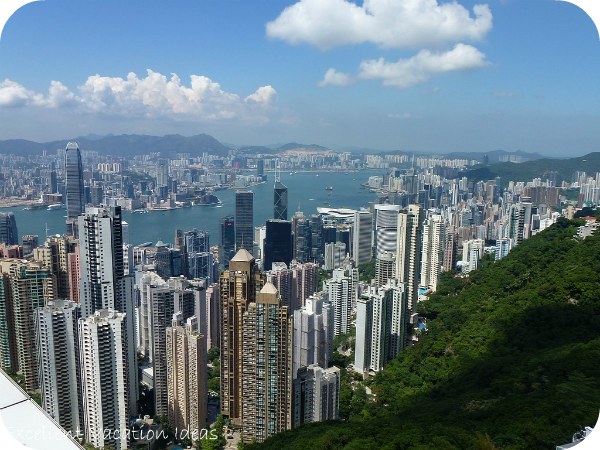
220,216 -> 235,268
323,268 -> 354,336
166,313 -> 208,437
235,191 -> 254,251
78,205 -> 138,416
33,235 -> 78,299
274,180 -> 288,221
374,204 -> 401,258
35,300 -> 83,434
263,219 -> 293,271
396,205 -> 424,312
65,142 -> 84,233
352,210 -> 373,265
0,212 -> 18,245
241,283 -> 292,442
79,309 -> 131,450
220,248 -> 265,425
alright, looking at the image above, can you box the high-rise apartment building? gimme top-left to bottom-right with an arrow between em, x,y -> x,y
79,309 -> 131,450
35,300 -> 83,434
374,204 -> 401,258
78,205 -> 138,416
375,251 -> 395,287
292,294 -> 332,378
0,259 -> 55,390
166,313 -> 207,437
293,365 -> 340,427
65,143 -> 85,234
0,212 -> 18,245
396,205 -> 424,312
33,235 -> 78,299
220,248 -> 265,425
235,191 -> 254,251
420,214 -> 446,292
241,283 -> 292,442
291,262 -> 319,308
323,268 -> 354,336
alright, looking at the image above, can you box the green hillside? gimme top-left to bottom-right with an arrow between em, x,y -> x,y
462,152 -> 600,184
250,219 -> 600,450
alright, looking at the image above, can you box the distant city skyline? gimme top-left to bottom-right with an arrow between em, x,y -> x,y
0,1 -> 599,156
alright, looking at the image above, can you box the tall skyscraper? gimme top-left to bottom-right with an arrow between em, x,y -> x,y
352,210 -> 373,265
220,216 -> 235,268
0,212 -> 18,245
292,212 -> 311,263
396,205 -> 424,312
241,283 -> 292,442
375,251 -> 396,287
0,259 -> 55,391
235,191 -> 254,251
274,180 -> 288,221
420,214 -> 446,292
35,300 -> 83,434
263,219 -> 293,271
220,248 -> 265,425
374,204 -> 401,258
293,365 -> 340,427
79,309 -> 131,450
166,313 -> 208,436
78,205 -> 138,416
65,142 -> 85,233
291,262 -> 319,308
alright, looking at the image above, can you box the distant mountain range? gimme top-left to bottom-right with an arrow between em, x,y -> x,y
462,151 -> 600,184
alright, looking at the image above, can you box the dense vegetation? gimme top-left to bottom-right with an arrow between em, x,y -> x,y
462,151 -> 600,184
249,218 -> 600,449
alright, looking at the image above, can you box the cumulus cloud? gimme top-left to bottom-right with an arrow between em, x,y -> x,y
358,43 -> 488,87
266,0 -> 492,50
318,68 -> 354,87
245,85 -> 277,103
0,70 -> 277,122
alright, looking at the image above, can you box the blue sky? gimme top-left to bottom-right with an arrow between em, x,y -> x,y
0,0 -> 598,156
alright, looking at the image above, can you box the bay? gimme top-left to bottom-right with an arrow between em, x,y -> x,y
2,171 -> 385,246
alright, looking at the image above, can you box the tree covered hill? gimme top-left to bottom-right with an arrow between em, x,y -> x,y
250,219 -> 600,450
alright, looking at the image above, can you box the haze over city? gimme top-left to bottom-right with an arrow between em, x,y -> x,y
0,0 -> 599,156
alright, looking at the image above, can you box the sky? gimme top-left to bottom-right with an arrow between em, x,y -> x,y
0,0 -> 599,156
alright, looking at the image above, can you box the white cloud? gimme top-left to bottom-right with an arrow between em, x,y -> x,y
318,68 -> 354,87
0,70 -> 277,122
245,85 -> 277,103
358,43 -> 488,87
266,0 -> 492,50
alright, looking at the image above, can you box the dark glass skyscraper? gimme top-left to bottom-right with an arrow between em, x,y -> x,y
220,216 -> 235,268
65,142 -> 84,230
0,212 -> 18,245
235,191 -> 254,251
263,219 -> 293,271
274,180 -> 288,220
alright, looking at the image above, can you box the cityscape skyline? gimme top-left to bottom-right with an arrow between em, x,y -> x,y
0,1 -> 599,156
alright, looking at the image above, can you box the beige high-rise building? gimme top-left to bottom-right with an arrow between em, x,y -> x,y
420,214 -> 446,292
166,313 -> 207,438
0,259 -> 55,391
33,235 -> 78,300
241,282 -> 292,442
220,248 -> 265,425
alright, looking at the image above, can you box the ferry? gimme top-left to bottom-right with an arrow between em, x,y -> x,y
325,186 -> 333,191
47,203 -> 64,211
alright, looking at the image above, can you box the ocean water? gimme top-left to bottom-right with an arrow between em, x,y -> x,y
3,171 -> 385,246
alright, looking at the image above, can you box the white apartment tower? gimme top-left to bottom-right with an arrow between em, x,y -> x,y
420,214 -> 446,292
323,268 -> 353,336
79,309 -> 130,450
292,294 -> 333,378
352,210 -> 373,265
35,299 -> 83,435
396,205 -> 424,312
293,365 -> 340,427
